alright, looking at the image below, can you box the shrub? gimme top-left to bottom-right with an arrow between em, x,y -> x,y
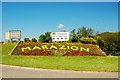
31,38 -> 37,42
94,36 -> 105,50
95,32 -> 120,56
79,37 -> 97,44
24,37 -> 30,42
39,32 -> 52,43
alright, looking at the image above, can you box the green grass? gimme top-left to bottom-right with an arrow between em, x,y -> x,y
1,42 -> 119,72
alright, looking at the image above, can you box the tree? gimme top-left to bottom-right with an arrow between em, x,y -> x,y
95,32 -> 118,45
71,29 -> 76,37
94,36 -> 105,50
24,37 -> 30,42
77,27 -> 87,37
39,34 -> 45,42
87,28 -> 94,36
95,36 -> 105,46
77,27 -> 94,37
69,29 -> 78,42
39,32 -> 52,43
31,38 -> 37,42
69,27 -> 94,43
95,32 -> 120,56
44,32 -> 52,42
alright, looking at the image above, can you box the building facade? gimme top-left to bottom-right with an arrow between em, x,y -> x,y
51,32 -> 69,41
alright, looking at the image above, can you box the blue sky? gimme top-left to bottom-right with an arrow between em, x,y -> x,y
2,2 -> 118,41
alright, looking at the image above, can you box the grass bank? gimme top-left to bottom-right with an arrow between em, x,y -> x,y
1,42 -> 119,72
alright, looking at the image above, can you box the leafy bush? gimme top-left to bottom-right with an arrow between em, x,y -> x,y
77,27 -> 94,37
69,36 -> 78,43
79,37 -> 97,44
24,37 -> 30,42
95,32 -> 120,56
31,38 -> 37,42
94,36 -> 105,50
39,32 -> 52,43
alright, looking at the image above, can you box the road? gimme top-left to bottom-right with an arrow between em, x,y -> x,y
1,64 -> 118,78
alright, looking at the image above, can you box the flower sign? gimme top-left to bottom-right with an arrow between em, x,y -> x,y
11,42 -> 106,56
21,45 -> 89,52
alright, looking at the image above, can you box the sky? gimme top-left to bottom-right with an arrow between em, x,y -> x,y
2,0 -> 120,2
2,2 -> 118,41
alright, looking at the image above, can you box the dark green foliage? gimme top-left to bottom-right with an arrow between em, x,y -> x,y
77,27 -> 94,37
24,37 -> 30,42
39,32 -> 52,43
79,37 -> 97,44
39,34 -> 45,42
96,32 -> 119,45
69,29 -> 78,43
69,36 -> 78,43
94,36 -> 105,50
31,38 -> 37,42
95,32 -> 120,56
105,43 -> 119,56
69,27 -> 94,43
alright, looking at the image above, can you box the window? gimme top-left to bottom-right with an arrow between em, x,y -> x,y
53,38 -> 55,40
57,38 -> 59,39
61,38 -> 63,39
65,38 -> 67,39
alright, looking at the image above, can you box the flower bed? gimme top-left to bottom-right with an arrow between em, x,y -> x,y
16,50 -> 54,56
11,42 -> 106,56
63,51 -> 105,56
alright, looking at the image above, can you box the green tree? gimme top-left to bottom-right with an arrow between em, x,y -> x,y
87,28 -> 94,36
95,32 -> 120,56
31,38 -> 37,42
77,27 -> 94,37
77,27 -> 87,37
71,29 -> 76,36
44,32 -> 52,43
24,37 -> 30,42
94,36 -> 105,51
95,36 -> 105,47
69,29 -> 78,42
39,32 -> 52,43
39,34 -> 45,42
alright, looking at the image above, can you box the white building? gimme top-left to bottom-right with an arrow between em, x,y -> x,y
51,32 -> 69,41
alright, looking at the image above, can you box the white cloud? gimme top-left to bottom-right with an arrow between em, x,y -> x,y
58,24 -> 65,28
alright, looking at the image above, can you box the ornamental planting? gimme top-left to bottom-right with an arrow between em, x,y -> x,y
11,42 -> 106,56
